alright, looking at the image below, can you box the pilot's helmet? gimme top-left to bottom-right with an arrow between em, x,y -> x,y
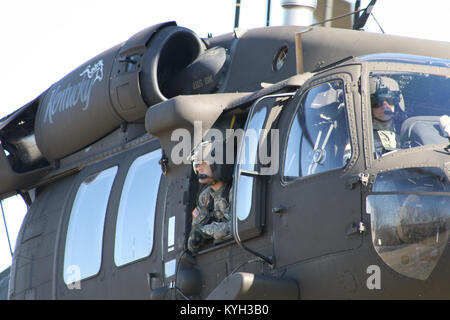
369,76 -> 403,109
188,137 -> 234,183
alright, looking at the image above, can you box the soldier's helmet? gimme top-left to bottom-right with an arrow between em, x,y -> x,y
188,137 -> 234,183
369,76 -> 403,109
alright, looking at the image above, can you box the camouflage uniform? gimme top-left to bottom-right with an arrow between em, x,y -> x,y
373,122 -> 400,157
187,184 -> 232,253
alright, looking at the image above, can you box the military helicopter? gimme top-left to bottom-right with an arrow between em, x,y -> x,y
0,0 -> 449,300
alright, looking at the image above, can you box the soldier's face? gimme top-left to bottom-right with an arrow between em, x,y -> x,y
195,161 -> 214,184
372,99 -> 395,122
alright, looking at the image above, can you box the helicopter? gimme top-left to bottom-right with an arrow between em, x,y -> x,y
0,0 -> 449,300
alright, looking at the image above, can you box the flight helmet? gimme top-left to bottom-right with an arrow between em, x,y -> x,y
188,137 -> 234,183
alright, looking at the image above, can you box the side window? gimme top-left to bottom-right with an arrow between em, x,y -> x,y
63,166 -> 118,285
236,106 -> 267,221
283,80 -> 351,181
114,149 -> 162,267
234,93 -> 293,241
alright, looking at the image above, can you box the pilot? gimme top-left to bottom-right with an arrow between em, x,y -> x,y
370,75 -> 402,157
187,139 -> 233,253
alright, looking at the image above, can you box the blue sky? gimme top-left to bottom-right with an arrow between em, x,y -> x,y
1,0 -> 450,272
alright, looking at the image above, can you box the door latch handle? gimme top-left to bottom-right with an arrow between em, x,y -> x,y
346,173 -> 370,189
346,221 -> 366,236
272,205 -> 286,214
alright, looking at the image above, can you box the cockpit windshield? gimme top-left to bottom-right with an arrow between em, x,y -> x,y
368,70 -> 450,158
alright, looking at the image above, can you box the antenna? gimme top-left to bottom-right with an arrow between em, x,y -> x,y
266,0 -> 271,27
309,7 -> 366,28
370,11 -> 385,34
234,0 -> 241,29
354,0 -> 361,23
352,0 -> 377,30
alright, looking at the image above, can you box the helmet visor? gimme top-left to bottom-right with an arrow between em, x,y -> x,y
373,88 -> 401,107
189,141 -> 213,173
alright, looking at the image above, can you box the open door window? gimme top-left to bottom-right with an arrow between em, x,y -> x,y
233,93 -> 295,241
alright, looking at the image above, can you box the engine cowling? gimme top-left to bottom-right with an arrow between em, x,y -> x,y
34,22 -> 228,161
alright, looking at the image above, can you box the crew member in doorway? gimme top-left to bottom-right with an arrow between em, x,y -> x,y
187,139 -> 233,253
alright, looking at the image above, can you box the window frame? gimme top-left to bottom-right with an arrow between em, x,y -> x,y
62,165 -> 118,285
233,93 -> 294,242
113,148 -> 162,267
281,74 -> 356,186
235,104 -> 268,222
363,62 -> 450,167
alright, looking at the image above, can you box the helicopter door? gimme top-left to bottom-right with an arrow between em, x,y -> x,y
270,72 -> 363,268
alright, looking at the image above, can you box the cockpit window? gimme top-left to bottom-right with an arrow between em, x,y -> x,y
369,71 -> 450,158
283,80 -> 352,181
